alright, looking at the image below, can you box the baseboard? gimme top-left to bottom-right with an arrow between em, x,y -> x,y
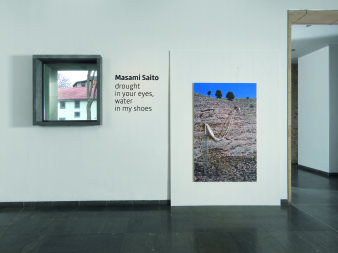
298,164 -> 338,177
0,200 -> 170,208
280,199 -> 289,206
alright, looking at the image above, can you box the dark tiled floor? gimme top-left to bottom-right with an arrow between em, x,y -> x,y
1,168 -> 338,253
292,165 -> 338,233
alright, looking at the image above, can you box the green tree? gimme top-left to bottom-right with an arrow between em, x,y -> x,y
226,91 -> 235,101
215,90 -> 222,98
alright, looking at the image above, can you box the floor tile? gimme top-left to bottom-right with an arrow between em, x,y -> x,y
270,230 -> 338,253
35,234 -> 124,253
0,234 -> 42,253
120,233 -> 160,253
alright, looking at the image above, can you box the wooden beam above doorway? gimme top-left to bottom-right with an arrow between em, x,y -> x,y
289,10 -> 338,24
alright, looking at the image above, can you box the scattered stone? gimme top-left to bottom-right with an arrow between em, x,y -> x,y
194,93 -> 257,182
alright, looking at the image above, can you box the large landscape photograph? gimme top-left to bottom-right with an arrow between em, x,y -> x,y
193,83 -> 257,182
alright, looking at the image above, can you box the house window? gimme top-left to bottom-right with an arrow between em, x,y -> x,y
32,55 -> 102,126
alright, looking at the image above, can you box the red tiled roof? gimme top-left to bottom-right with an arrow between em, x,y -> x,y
58,87 -> 97,100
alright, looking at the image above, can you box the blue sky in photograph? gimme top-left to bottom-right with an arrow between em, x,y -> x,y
194,83 -> 256,99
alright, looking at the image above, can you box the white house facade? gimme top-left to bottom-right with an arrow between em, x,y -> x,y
58,100 -> 97,120
58,86 -> 97,120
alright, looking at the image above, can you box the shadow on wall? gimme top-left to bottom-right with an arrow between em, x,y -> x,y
10,55 -> 33,127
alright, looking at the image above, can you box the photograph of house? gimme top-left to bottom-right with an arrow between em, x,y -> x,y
58,85 -> 97,121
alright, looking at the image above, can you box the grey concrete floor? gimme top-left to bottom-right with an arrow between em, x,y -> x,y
0,167 -> 338,253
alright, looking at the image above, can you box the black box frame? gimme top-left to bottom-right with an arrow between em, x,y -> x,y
33,55 -> 102,126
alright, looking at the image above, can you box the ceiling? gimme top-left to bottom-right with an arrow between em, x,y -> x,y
289,10 -> 338,63
291,24 -> 338,62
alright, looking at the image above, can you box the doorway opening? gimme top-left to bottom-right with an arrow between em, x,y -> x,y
287,10 -> 338,204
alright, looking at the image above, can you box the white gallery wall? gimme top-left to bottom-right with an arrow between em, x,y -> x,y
1,0 -> 338,204
171,51 -> 283,205
298,45 -> 338,174
298,46 -> 330,173
329,45 -> 338,173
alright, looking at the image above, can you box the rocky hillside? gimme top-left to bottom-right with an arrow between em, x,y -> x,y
193,93 -> 257,182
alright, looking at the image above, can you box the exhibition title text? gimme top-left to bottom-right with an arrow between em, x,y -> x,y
113,73 -> 159,113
